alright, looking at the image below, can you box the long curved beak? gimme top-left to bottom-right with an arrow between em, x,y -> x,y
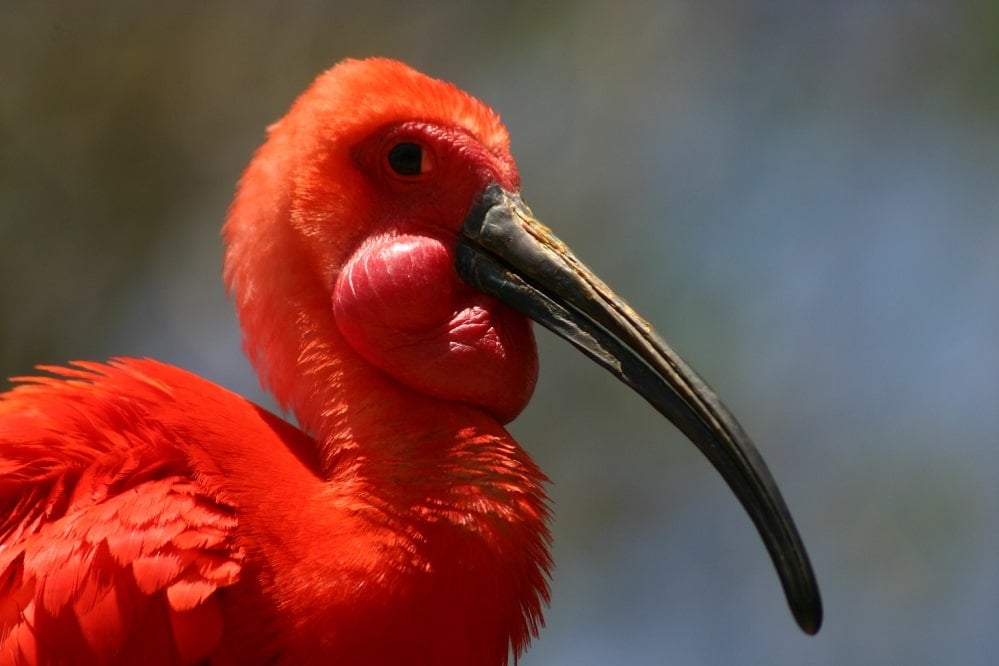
455,184 -> 822,635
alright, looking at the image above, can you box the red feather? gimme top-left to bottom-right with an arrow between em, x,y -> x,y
1,59 -> 557,665
1,362 -> 242,664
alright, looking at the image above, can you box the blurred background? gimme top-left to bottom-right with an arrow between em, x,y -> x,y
2,2 -> 997,664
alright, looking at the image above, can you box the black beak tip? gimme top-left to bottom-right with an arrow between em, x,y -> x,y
798,615 -> 821,637
798,602 -> 823,635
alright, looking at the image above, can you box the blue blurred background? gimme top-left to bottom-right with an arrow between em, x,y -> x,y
2,2 -> 997,664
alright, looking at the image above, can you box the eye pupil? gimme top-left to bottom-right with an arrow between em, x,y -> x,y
388,142 -> 424,176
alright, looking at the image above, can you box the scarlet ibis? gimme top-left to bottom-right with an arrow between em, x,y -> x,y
0,58 -> 821,665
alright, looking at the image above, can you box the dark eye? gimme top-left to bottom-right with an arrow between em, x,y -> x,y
387,141 -> 431,177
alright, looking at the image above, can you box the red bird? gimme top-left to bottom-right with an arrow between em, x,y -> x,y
0,59 -> 821,665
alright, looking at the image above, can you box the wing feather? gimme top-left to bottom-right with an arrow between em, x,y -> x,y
0,362 -> 242,665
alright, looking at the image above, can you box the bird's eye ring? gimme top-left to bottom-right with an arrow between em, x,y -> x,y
386,141 -> 433,179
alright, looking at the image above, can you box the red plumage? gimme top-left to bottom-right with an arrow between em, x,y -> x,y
2,60 -> 551,664
1,56 -> 823,665
1,361 -> 239,664
2,357 -> 549,664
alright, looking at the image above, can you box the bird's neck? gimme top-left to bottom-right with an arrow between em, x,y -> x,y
245,285 -> 552,661
282,298 -> 526,485
222,135 -> 550,659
